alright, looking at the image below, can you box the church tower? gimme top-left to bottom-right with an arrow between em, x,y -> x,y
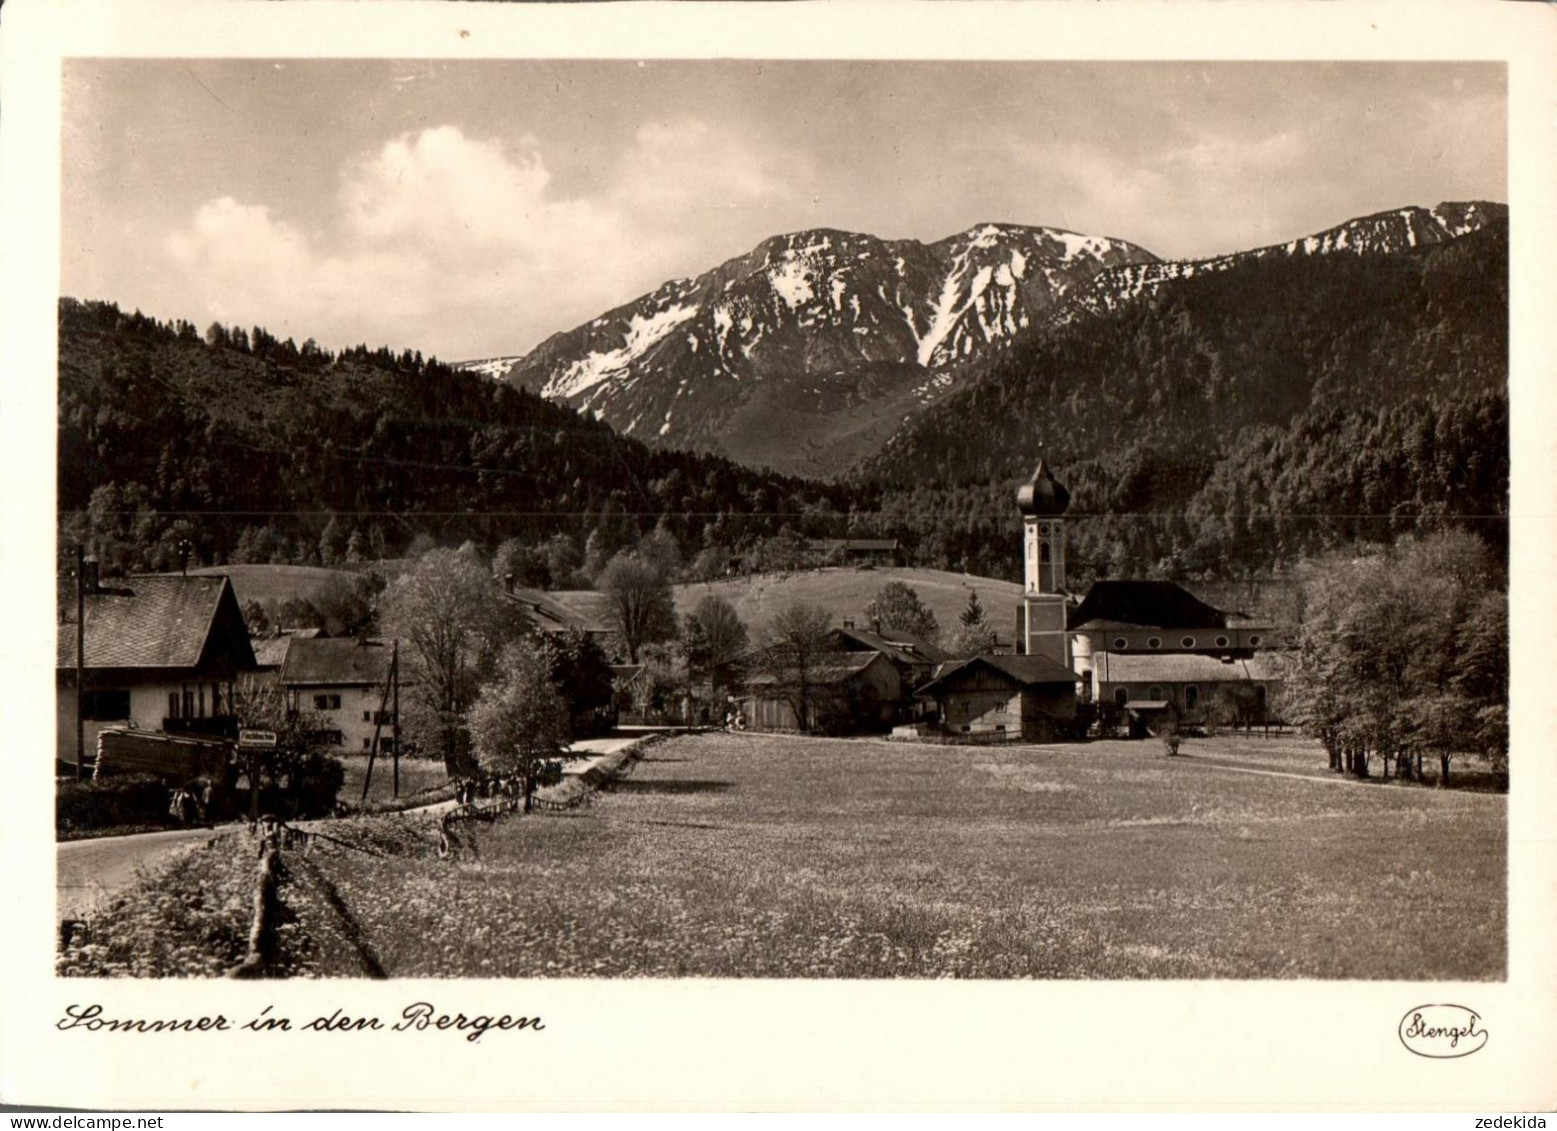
1016,458 -> 1072,668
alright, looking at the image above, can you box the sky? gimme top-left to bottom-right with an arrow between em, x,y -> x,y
61,60 -> 1506,362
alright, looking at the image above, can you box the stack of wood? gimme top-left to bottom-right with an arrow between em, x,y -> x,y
94,727 -> 231,783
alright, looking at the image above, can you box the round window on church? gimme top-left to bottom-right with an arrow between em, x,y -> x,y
1214,635 -> 1230,648
1039,524 -> 1050,537
1181,636 -> 1196,649
1112,637 -> 1128,651
1248,634 -> 1262,647
1147,637 -> 1162,650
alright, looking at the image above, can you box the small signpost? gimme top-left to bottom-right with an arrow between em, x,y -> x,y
238,729 -> 277,822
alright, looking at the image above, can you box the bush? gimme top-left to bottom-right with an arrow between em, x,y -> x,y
266,751 -> 345,820
57,773 -> 175,834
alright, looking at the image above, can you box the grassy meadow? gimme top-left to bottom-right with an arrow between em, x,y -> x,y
281,732 -> 1505,979
550,566 -> 1025,640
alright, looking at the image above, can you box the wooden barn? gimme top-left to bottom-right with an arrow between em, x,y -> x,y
739,651 -> 901,735
916,654 -> 1079,743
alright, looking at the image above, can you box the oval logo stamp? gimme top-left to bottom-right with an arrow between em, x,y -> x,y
1398,1004 -> 1488,1058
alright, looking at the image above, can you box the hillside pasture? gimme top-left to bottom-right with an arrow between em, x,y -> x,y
186,563 -> 364,608
286,732 -> 1504,979
551,567 -> 1023,641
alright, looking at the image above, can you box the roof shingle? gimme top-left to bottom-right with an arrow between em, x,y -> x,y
56,574 -> 254,672
279,637 -> 396,686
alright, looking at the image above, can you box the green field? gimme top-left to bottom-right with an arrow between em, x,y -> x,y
186,563 -> 367,607
552,566 -> 1024,639
285,732 -> 1505,979
184,563 -> 1020,642
336,752 -> 450,805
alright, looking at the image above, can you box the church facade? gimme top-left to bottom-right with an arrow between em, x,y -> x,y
1011,458 -> 1283,733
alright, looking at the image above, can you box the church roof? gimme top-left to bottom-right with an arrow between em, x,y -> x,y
1069,581 -> 1228,631
1094,652 -> 1282,684
1015,459 -> 1070,517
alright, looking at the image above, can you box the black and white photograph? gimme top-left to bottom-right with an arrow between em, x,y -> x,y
3,0 -> 1554,1113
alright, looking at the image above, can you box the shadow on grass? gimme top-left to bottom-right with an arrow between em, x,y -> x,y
607,779 -> 734,795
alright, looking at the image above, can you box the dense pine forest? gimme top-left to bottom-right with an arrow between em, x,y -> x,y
859,220 -> 1509,584
56,298 -> 858,576
57,217 -> 1506,590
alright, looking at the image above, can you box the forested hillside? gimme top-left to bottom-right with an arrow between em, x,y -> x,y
857,220 -> 1508,584
56,214 -> 1507,589
56,299 -> 854,575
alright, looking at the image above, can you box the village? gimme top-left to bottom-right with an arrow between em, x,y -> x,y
56,458 -> 1286,815
53,447 -> 1515,982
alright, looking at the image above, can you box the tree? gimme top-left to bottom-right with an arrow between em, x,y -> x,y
381,546 -> 521,775
598,550 -> 679,663
467,639 -> 570,813
949,590 -> 995,656
685,595 -> 749,696
757,602 -> 834,733
241,599 -> 270,637
231,676 -> 345,819
1282,531 -> 1505,785
548,627 -> 616,737
491,537 -> 551,591
866,581 -> 940,643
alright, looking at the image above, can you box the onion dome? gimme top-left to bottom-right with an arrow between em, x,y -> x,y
1015,458 -> 1070,516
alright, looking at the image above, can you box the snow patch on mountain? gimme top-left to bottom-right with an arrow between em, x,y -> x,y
770,256 -> 815,309
545,302 -> 699,399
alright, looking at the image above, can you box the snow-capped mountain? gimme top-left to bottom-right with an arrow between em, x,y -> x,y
1073,202 -> 1507,316
460,202 -> 1504,477
464,223 -> 1154,474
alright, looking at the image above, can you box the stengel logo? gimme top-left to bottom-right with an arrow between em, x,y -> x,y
1398,1004 -> 1488,1058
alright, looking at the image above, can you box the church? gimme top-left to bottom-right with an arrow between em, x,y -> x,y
1013,458 -> 1282,735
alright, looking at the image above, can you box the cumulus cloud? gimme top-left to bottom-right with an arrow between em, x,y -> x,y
161,121 -> 800,358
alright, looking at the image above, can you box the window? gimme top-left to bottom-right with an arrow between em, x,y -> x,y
1039,542 -> 1050,563
1147,637 -> 1162,650
1112,637 -> 1128,650
1254,685 -> 1267,705
82,689 -> 131,721
1114,688 -> 1128,708
1247,634 -> 1263,647
1039,524 -> 1050,537
363,711 -> 372,723
314,694 -> 341,711
183,689 -> 195,719
1214,635 -> 1230,648
1148,686 -> 1162,701
1181,636 -> 1196,649
1185,686 -> 1199,711
167,692 -> 181,719
363,738 -> 372,750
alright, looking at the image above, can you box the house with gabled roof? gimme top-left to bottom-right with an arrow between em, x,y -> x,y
916,653 -> 1079,742
828,621 -> 950,696
56,570 -> 257,770
739,651 -> 901,734
278,635 -> 400,754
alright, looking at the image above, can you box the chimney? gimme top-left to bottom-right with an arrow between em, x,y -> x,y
842,618 -> 855,630
870,616 -> 881,634
504,572 -> 516,593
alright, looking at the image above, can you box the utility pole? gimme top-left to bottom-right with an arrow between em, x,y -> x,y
361,640 -> 396,803
74,546 -> 85,781
384,641 -> 392,803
